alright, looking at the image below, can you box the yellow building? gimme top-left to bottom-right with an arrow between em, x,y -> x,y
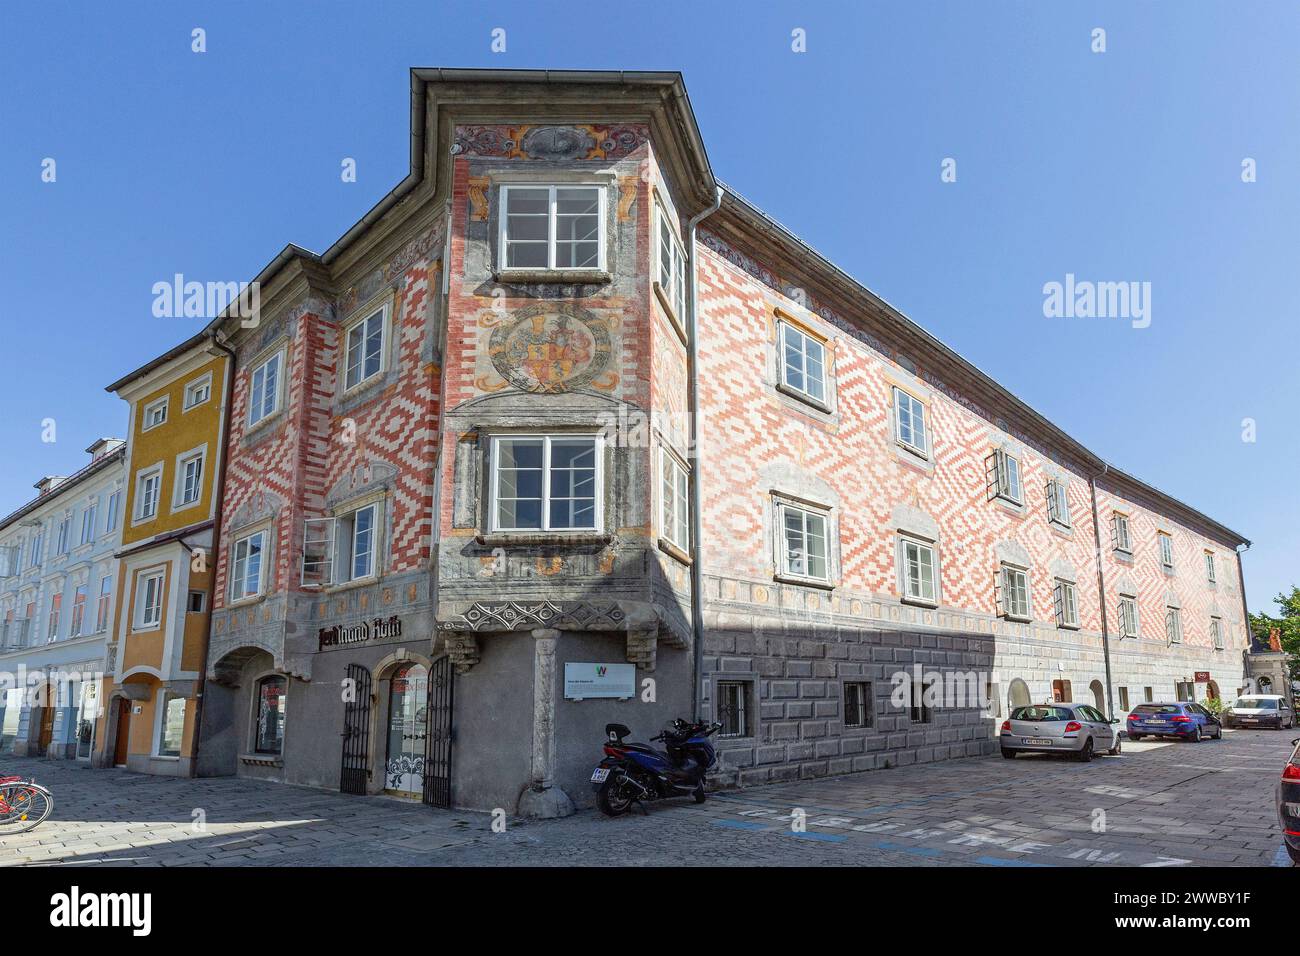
94,333 -> 230,775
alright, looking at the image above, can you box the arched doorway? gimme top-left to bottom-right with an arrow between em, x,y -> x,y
383,662 -> 428,797
1089,680 -> 1105,711
1052,679 -> 1073,703
1008,678 -> 1031,713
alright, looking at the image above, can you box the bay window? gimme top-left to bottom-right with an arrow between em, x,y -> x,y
301,501 -> 380,587
344,306 -> 386,390
490,435 -> 600,532
499,184 -> 604,271
248,351 -> 283,427
230,530 -> 266,601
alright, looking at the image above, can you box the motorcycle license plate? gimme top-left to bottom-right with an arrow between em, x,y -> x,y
590,768 -> 610,783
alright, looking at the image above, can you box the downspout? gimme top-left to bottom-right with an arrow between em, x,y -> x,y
1088,463 -> 1116,719
189,330 -> 237,777
1234,542 -> 1253,695
686,186 -> 723,718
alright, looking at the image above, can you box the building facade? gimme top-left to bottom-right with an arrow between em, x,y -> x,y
0,439 -> 125,759
187,69 -> 1250,813
93,335 -> 230,775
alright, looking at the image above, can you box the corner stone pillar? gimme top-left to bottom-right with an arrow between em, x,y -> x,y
516,628 -> 575,819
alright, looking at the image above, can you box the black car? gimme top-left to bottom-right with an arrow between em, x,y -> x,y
1279,737 -> 1300,865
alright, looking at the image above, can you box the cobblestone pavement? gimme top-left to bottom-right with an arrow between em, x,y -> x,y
0,728 -> 1293,867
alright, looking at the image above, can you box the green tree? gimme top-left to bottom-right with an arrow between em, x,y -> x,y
1248,585 -> 1300,682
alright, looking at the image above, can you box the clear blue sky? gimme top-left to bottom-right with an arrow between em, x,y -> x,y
1,1 -> 1295,614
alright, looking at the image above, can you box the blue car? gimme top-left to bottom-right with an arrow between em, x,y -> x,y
1127,701 -> 1223,741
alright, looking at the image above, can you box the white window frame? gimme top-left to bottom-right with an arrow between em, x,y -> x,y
777,501 -> 831,583
80,498 -> 97,545
1118,595 -> 1139,638
498,183 -> 607,272
1204,551 -> 1216,584
55,512 -> 71,555
343,304 -> 389,392
69,584 -> 87,637
183,372 -> 213,411
655,198 -> 688,321
142,396 -> 169,432
489,434 -> 603,533
134,569 -> 165,631
1112,512 -> 1132,554
659,447 -> 690,553
247,350 -> 285,428
1165,605 -> 1183,644
1053,578 -> 1080,629
899,535 -> 938,605
777,320 -> 827,405
1046,479 -> 1070,528
134,464 -> 163,522
300,501 -> 381,588
28,528 -> 43,568
1210,616 -> 1224,650
1158,532 -> 1174,568
105,490 -> 121,533
172,445 -> 206,511
230,529 -> 268,602
154,690 -> 186,758
1000,564 -> 1031,621
993,449 -> 1022,504
95,575 -> 113,633
892,387 -> 929,457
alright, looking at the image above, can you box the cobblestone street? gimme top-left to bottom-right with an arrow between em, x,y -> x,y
1,728 -> 1294,867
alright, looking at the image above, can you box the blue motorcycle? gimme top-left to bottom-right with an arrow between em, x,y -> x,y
591,719 -> 721,816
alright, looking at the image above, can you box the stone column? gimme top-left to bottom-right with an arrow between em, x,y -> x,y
517,628 -> 575,819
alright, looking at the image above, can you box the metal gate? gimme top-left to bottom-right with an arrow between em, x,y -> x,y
422,655 -> 454,808
340,663 -> 373,795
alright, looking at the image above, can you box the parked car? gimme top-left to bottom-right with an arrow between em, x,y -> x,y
1278,737 -> 1300,866
1000,702 -> 1120,761
1224,694 -> 1295,730
1126,701 -> 1222,741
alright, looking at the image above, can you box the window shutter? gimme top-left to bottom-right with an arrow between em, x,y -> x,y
1053,581 -> 1063,624
1046,481 -> 1058,523
994,568 -> 1005,616
1109,514 -> 1118,551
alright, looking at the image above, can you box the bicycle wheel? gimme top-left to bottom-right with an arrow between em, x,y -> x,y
0,782 -> 54,834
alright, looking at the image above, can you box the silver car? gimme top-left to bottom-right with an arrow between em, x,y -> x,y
1224,694 -> 1295,730
1000,702 -> 1120,761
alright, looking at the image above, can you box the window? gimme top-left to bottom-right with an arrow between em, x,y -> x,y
779,502 -> 830,582
1144,686 -> 1154,703
656,200 -> 687,320
1112,513 -> 1132,554
1159,532 -> 1174,568
716,680 -> 750,738
105,491 -> 120,533
254,676 -> 287,754
187,590 -> 206,614
1165,605 -> 1183,644
1211,616 -> 1223,650
231,531 -> 266,601
1174,681 -> 1194,703
56,513 -> 71,554
344,306 -> 386,390
95,576 -> 112,632
1119,687 -> 1130,712
499,184 -> 604,270
892,387 -> 928,456
136,570 -> 164,629
301,502 -> 380,587
1053,578 -> 1079,628
992,449 -> 1022,504
80,499 -> 97,545
844,681 -> 873,729
157,693 -> 186,757
1000,564 -> 1030,621
1046,479 -> 1070,528
69,585 -> 87,637
135,466 -> 161,521
175,451 -> 204,508
1204,551 -> 1216,584
248,352 -> 283,427
28,528 -> 43,568
1118,595 -> 1138,638
47,593 -> 61,640
142,397 -> 168,431
778,321 -> 826,404
183,374 -> 212,410
910,677 -> 935,724
490,435 -> 600,532
900,536 -> 937,604
659,449 -> 690,552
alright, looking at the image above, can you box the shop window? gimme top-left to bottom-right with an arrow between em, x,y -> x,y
254,675 -> 287,755
157,693 -> 186,757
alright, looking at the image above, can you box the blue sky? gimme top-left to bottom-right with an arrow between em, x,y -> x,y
1,1 -> 1295,614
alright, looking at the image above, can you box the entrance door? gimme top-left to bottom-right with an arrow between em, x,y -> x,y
1052,679 -> 1072,703
423,655 -> 454,809
340,663 -> 372,795
384,663 -> 428,797
38,699 -> 55,755
113,698 -> 131,767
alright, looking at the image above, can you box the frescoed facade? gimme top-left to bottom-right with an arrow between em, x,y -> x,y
0,439 -> 125,760
93,334 -> 230,775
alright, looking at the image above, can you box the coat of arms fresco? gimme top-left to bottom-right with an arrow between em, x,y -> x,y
487,303 -> 615,393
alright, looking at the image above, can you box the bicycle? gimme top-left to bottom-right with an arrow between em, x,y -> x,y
0,775 -> 54,834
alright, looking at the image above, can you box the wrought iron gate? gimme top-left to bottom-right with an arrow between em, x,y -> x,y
422,655 -> 454,808
340,663 -> 373,795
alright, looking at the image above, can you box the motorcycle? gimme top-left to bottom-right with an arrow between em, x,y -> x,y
591,718 -> 722,816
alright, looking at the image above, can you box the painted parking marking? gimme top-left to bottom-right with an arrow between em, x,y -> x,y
974,855 -> 1049,867
712,819 -> 770,831
786,831 -> 847,843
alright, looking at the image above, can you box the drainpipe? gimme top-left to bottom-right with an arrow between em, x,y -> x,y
188,330 -> 237,777
1088,463 -> 1116,720
686,186 -> 723,719
1234,542 -> 1253,696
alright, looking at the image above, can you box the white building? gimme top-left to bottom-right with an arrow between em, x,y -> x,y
0,438 -> 126,759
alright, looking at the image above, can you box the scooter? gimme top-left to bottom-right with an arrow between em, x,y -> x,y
590,718 -> 721,816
